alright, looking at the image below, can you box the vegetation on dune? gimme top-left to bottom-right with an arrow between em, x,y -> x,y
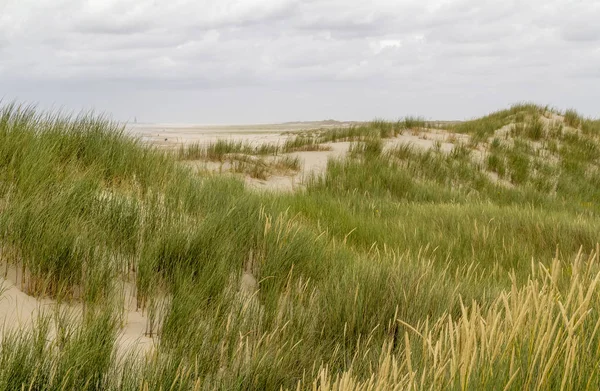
0,102 -> 599,390
282,135 -> 331,152
177,117 -> 433,165
177,139 -> 280,161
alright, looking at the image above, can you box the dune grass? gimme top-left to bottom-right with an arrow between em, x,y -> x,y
449,102 -> 544,142
177,139 -> 280,161
282,135 -> 331,152
0,102 -> 599,390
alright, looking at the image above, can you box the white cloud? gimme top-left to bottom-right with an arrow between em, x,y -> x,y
0,0 -> 599,122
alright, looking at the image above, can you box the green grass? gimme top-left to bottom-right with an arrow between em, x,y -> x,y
0,102 -> 599,390
282,135 -> 331,152
450,102 -> 543,142
178,139 -> 280,161
564,108 -> 582,128
177,134 -> 334,162
486,153 -> 507,177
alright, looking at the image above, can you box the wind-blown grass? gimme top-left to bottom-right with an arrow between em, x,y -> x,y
0,102 -> 599,390
450,102 -> 543,142
177,139 -> 280,161
304,248 -> 600,390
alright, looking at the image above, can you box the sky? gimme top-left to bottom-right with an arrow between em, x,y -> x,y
1,0 -> 599,124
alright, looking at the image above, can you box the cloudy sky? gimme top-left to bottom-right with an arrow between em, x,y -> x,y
1,0 -> 599,123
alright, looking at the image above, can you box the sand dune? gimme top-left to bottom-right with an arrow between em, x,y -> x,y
135,123 -> 470,192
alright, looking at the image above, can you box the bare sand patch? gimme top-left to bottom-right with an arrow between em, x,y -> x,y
246,142 -> 352,192
0,261 -> 154,356
493,123 -> 515,139
291,142 -> 352,174
385,130 -> 469,153
541,111 -> 564,122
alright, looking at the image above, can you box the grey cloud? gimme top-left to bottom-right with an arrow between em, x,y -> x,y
561,27 -> 600,42
426,23 -> 516,45
420,0 -> 520,29
533,1 -> 600,42
75,18 -> 157,36
293,13 -> 396,39
1,0 -> 599,122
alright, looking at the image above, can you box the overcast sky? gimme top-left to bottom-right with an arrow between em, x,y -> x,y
1,0 -> 599,124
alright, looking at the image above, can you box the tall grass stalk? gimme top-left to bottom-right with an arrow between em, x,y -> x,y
0,102 -> 599,390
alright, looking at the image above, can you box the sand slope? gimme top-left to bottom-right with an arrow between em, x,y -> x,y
0,262 -> 154,355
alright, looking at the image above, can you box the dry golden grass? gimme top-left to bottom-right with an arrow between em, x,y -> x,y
304,247 -> 600,390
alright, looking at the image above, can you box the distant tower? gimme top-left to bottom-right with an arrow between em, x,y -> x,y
134,116 -> 137,124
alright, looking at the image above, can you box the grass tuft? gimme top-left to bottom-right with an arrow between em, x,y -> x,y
1,102 -> 600,390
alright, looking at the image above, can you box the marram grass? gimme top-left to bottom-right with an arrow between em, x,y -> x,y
0,102 -> 599,390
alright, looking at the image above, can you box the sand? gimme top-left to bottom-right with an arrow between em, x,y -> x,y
130,122 -> 472,192
0,260 -> 154,355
